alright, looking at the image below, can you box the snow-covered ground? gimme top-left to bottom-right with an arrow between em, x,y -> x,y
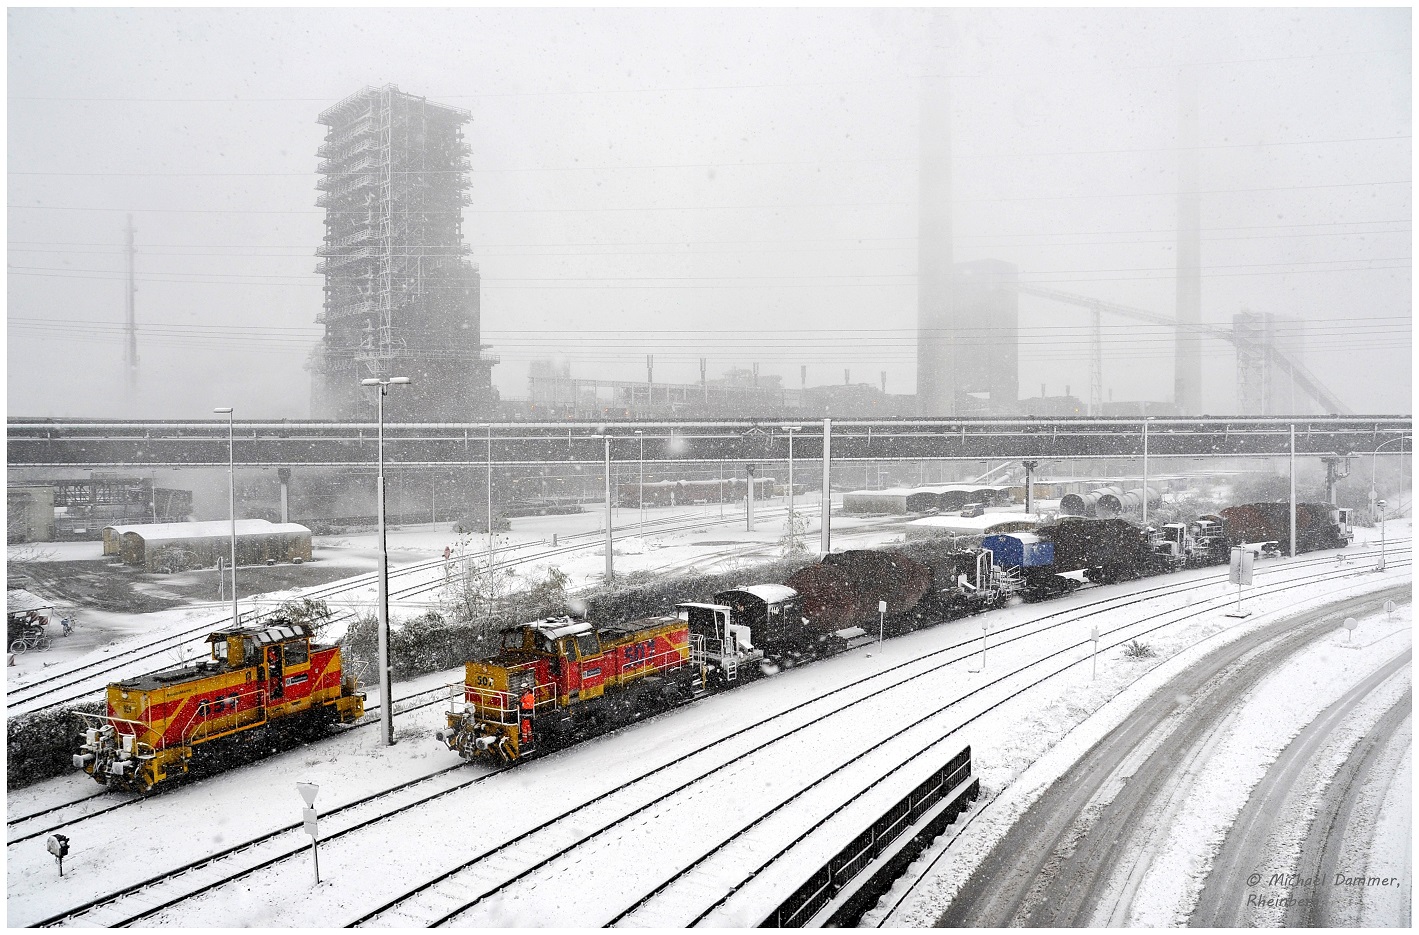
7,530 -> 1408,927
869,561 -> 1410,927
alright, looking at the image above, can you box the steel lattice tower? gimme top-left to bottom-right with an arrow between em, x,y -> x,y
309,85 -> 498,419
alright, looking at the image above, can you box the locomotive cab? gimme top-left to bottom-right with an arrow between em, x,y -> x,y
74,620 -> 364,794
677,601 -> 764,683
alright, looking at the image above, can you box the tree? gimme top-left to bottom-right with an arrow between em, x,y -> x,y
778,509 -> 809,558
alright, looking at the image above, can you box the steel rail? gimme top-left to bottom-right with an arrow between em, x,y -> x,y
345,550 -> 1404,927
23,549 -> 1402,928
659,574 -> 1414,927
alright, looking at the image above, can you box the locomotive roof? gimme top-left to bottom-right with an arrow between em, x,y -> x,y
718,584 -> 798,604
115,658 -> 227,692
206,621 -> 313,646
526,616 -> 592,641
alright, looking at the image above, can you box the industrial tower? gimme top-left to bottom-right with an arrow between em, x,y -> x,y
308,85 -> 497,420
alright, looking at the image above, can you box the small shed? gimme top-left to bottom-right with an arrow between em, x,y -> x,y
7,589 -> 54,636
102,519 -> 312,571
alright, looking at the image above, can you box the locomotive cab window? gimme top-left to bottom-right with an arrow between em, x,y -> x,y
575,633 -> 601,659
282,640 -> 309,667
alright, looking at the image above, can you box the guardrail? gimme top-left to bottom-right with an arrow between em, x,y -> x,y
763,745 -> 979,927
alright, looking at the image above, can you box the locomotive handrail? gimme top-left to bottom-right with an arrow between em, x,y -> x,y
179,685 -> 270,749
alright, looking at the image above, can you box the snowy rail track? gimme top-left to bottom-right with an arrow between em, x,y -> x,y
43,550 -> 1392,929
915,588 -> 1410,927
26,760 -> 499,928
11,549 -> 1405,927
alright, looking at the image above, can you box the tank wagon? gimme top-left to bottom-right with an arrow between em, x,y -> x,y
74,621 -> 364,793
438,614 -> 696,763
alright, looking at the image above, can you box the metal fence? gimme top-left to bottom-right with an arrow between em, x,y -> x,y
763,745 -> 978,927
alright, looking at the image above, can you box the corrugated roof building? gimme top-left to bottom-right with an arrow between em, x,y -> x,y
102,520 -> 312,571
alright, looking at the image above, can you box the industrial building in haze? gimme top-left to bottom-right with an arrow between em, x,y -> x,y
308,85 -> 498,420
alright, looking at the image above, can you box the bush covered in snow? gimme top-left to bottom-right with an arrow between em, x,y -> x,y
8,701 -> 103,790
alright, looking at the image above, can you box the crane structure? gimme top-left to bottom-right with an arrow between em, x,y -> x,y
1010,284 -> 1351,416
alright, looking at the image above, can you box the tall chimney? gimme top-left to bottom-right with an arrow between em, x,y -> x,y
917,72 -> 954,416
1174,66 -> 1202,414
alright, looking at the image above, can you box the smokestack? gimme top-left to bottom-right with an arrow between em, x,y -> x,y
917,71 -> 954,416
1174,66 -> 1202,414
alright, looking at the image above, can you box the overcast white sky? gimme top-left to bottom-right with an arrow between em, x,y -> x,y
7,6 -> 1411,418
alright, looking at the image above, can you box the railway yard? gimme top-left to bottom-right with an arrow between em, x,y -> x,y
4,500 -> 1411,928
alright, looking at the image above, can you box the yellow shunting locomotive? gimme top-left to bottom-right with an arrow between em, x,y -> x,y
438,614 -> 698,763
74,621 -> 364,793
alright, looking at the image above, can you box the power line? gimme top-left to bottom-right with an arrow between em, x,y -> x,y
8,134 -> 1409,177
7,178 -> 1409,216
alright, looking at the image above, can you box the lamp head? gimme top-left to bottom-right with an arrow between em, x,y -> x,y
213,407 -> 233,414
360,378 -> 381,387
388,376 -> 412,385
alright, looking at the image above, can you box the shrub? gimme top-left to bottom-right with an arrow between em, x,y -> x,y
1122,639 -> 1156,659
8,701 -> 103,790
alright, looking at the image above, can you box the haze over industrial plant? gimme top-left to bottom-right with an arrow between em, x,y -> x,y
7,7 -> 1411,419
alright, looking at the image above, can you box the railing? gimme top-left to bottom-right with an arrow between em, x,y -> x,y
764,746 -> 977,927
179,685 -> 269,748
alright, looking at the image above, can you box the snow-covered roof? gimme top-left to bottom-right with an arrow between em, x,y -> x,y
724,584 -> 798,604
6,589 -> 53,615
907,514 -> 1043,535
532,616 -> 593,641
105,519 -> 311,544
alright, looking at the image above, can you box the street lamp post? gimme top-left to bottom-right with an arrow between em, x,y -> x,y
781,425 -> 802,532
361,375 -> 411,747
635,429 -> 644,528
1371,435 -> 1411,522
212,407 -> 238,626
602,433 -> 613,583
1377,499 -> 1388,571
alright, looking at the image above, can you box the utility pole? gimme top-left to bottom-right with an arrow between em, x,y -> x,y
603,434 -> 613,582
820,418 -> 832,554
125,214 -> 138,394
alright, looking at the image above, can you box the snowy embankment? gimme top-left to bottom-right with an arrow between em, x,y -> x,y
868,562 -> 1410,927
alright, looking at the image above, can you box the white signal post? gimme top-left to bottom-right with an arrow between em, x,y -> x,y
296,781 -> 321,884
1089,625 -> 1100,680
878,599 -> 887,646
1226,546 -> 1254,618
361,376 -> 411,747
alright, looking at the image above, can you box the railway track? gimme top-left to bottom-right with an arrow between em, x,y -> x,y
21,548 -> 1401,928
5,504 -> 818,715
348,556 -> 1411,927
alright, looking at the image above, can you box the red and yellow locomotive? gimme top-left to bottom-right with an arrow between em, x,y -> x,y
74,621 -> 364,793
438,614 -> 699,763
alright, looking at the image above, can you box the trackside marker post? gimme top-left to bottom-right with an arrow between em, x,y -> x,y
297,782 -> 320,884
1344,617 -> 1357,642
1090,625 -> 1099,680
1225,546 -> 1253,618
877,600 -> 886,646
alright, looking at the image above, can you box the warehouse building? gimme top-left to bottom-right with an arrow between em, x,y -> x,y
101,520 -> 312,571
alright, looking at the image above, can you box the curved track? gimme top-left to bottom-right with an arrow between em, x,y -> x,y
932,588 -> 1409,927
